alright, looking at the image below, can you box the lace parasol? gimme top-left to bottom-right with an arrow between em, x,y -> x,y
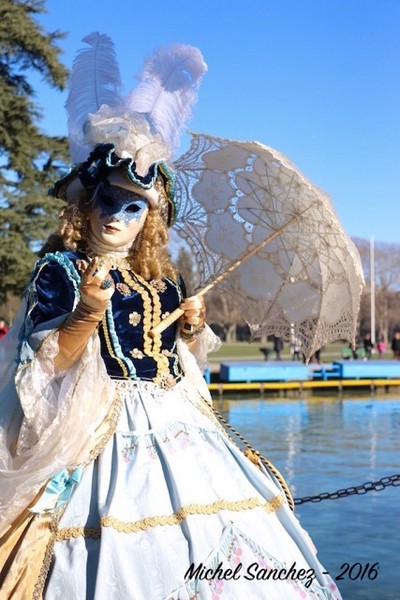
156,133 -> 364,360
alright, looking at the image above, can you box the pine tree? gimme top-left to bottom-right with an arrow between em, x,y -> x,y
175,246 -> 197,296
0,0 -> 69,308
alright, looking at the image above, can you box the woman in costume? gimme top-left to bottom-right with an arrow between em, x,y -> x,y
0,35 -> 342,599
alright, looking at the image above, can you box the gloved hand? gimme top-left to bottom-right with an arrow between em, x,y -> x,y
76,257 -> 115,312
53,257 -> 114,371
179,295 -> 206,343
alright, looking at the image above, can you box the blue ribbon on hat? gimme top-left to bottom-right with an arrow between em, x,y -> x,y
29,465 -> 84,514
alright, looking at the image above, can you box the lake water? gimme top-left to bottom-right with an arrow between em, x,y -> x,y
214,394 -> 400,600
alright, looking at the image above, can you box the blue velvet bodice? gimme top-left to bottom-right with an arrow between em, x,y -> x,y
27,251 -> 185,384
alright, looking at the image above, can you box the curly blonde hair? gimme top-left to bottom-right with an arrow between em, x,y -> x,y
39,179 -> 177,281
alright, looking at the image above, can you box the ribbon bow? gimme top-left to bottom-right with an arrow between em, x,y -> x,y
29,466 -> 83,515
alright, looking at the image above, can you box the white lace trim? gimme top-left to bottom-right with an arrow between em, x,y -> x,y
0,327 -> 115,533
177,324 -> 221,405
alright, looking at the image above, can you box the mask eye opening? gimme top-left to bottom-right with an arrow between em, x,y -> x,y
125,203 -> 142,214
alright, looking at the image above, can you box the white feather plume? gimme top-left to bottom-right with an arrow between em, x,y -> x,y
126,44 -> 207,155
65,32 -> 122,163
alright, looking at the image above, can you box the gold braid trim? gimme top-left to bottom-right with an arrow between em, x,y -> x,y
101,312 -> 129,377
83,392 -> 123,467
32,514 -> 62,600
119,268 -> 154,354
55,495 -> 284,541
55,525 -> 102,541
119,269 -> 171,385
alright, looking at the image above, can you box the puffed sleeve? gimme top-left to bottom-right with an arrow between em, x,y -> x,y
0,253 -> 116,534
29,260 -> 77,329
18,253 -> 82,361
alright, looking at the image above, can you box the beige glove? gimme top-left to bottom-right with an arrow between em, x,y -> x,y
179,295 -> 206,344
54,257 -> 114,371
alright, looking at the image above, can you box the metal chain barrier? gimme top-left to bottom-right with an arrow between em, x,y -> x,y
294,474 -> 400,505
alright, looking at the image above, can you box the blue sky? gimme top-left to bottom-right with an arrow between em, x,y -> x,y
33,0 -> 400,244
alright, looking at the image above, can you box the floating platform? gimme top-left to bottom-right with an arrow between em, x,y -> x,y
219,361 -> 308,382
209,359 -> 400,396
333,360 -> 400,379
208,378 -> 400,394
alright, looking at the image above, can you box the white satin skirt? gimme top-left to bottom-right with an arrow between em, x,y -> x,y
43,379 -> 341,600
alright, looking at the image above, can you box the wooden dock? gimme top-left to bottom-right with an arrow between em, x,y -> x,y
207,359 -> 400,396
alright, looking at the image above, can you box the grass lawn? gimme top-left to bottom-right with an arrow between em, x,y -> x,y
208,341 -> 392,363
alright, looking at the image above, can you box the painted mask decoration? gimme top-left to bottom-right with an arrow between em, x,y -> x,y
92,180 -> 149,227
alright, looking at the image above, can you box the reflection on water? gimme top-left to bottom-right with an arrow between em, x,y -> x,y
215,395 -> 400,600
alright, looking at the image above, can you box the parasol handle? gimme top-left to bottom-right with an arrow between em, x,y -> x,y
149,287 -> 210,338
148,215 -> 299,338
149,307 -> 185,336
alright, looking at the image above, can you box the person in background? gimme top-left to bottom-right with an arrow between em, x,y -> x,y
391,331 -> 400,360
0,319 -> 9,341
377,337 -> 386,358
273,335 -> 284,360
290,338 -> 302,361
363,332 -> 374,360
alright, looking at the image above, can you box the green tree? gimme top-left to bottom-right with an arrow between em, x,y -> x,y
175,245 -> 197,296
353,237 -> 400,344
0,0 -> 69,309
